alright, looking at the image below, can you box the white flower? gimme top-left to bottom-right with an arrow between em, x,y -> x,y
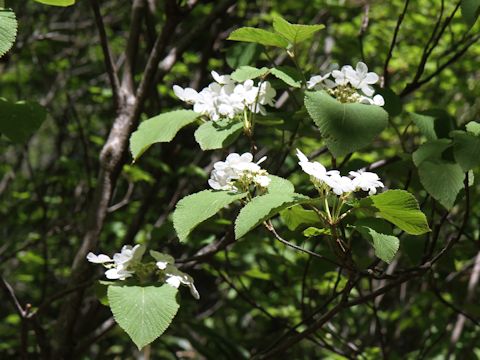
344,62 -> 379,97
257,81 -> 276,106
296,149 -> 328,181
350,170 -> 384,195
323,171 -> 355,196
306,73 -> 336,90
105,267 -> 134,280
208,153 -> 270,191
86,252 -> 112,264
332,65 -> 354,86
173,72 -> 276,121
113,244 -> 146,268
172,85 -> 199,103
208,169 -> 236,191
150,250 -> 175,270
254,174 -> 271,187
359,94 -> 385,106
164,265 -> 200,299
211,70 -> 234,85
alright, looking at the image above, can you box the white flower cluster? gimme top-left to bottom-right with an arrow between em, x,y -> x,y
209,152 -> 271,191
87,245 -> 199,299
307,62 -> 384,106
296,149 -> 384,195
173,71 -> 276,121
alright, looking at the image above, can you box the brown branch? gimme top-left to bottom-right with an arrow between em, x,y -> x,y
383,0 -> 410,87
121,0 -> 146,94
89,0 -> 122,105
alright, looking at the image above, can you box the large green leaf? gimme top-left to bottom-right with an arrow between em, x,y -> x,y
108,285 -> 179,349
461,0 -> 480,27
363,190 -> 430,235
452,131 -> 480,171
194,119 -> 243,151
0,99 -> 47,143
227,27 -> 289,48
272,15 -> 324,45
304,91 -> 388,158
230,66 -> 270,82
418,161 -> 465,209
235,192 -> 308,239
411,110 -> 455,140
34,0 -> 75,6
129,110 -> 199,161
267,175 -> 295,194
0,9 -> 17,58
356,226 -> 399,263
412,139 -> 451,166
173,190 -> 246,242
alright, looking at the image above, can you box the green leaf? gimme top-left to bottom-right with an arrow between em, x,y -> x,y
267,175 -> 295,194
412,139 -> 452,166
226,43 -> 262,69
466,121 -> 480,136
272,15 -> 324,45
130,110 -> 199,161
194,118 -> 243,151
418,161 -> 465,209
303,227 -> 330,237
173,190 -> 246,242
363,190 -> 430,235
411,110 -> 455,140
280,205 -> 319,231
0,99 -> 47,143
270,66 -> 302,88
235,192 -> 308,239
356,226 -> 399,263
453,131 -> 480,171
304,91 -> 388,158
108,285 -> 179,349
230,66 -> 270,82
461,0 -> 480,27
0,9 -> 17,58
34,0 -> 75,6
227,27 -> 289,48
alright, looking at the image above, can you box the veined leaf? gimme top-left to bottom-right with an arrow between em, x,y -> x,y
418,161 -> 465,209
452,131 -> 480,171
129,110 -> 199,161
194,118 -> 243,151
173,190 -> 246,242
230,66 -> 270,82
304,91 -> 388,158
362,190 -> 430,235
270,66 -> 302,88
272,15 -> 324,45
235,192 -> 308,239
227,27 -> 289,48
108,285 -> 179,349
356,226 -> 399,263
0,8 -> 17,58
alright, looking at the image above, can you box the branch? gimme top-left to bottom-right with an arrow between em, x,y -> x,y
121,0 -> 146,94
383,0 -> 410,87
89,0 -> 122,105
